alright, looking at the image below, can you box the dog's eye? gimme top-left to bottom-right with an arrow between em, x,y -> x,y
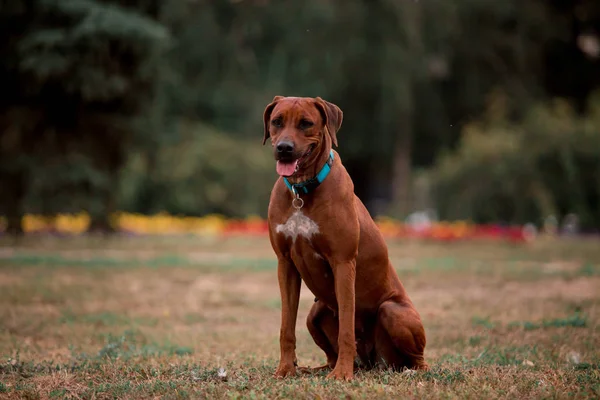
271,118 -> 283,128
298,119 -> 314,130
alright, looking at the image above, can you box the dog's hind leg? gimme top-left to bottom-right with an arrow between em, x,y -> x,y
300,299 -> 339,373
374,300 -> 429,371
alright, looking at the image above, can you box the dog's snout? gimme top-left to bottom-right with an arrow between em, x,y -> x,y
276,141 -> 294,155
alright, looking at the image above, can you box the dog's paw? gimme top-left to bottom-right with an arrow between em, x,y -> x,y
273,363 -> 296,378
326,365 -> 353,381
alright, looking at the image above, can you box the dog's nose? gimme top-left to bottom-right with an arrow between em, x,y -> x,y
276,141 -> 294,155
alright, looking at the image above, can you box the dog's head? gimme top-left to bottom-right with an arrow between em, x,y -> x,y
262,96 -> 343,178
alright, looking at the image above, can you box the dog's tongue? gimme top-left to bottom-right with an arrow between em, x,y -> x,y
276,160 -> 298,177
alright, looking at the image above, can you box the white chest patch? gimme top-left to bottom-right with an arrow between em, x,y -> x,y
276,211 -> 320,242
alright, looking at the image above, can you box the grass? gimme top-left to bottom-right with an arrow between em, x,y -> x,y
0,235 -> 599,399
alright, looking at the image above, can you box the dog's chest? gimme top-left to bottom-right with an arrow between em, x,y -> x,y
275,211 -> 319,243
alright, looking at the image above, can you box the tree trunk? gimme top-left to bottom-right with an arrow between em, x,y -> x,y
87,216 -> 115,234
388,0 -> 422,220
6,216 -> 24,236
84,115 -> 124,235
389,113 -> 413,219
86,185 -> 117,234
3,172 -> 26,236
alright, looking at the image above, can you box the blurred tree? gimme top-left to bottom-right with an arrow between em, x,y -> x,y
0,0 -> 169,232
431,91 -> 600,228
119,122 -> 275,218
1,0 -> 599,233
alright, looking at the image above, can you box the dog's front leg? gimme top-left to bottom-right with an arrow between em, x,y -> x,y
327,259 -> 357,381
274,257 -> 301,378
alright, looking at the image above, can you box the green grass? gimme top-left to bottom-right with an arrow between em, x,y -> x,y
508,313 -> 588,330
0,236 -> 599,398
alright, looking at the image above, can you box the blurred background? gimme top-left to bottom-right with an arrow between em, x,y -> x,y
1,0 -> 599,236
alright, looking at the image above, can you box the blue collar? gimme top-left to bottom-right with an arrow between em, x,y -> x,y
283,150 -> 335,195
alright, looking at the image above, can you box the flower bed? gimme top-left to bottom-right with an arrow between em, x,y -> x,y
0,213 -> 534,243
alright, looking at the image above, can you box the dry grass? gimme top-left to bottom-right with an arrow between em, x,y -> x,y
0,235 -> 599,399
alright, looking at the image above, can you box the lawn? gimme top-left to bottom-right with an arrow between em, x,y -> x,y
0,235 -> 599,399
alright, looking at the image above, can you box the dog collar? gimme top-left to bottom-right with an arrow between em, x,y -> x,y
283,150 -> 334,195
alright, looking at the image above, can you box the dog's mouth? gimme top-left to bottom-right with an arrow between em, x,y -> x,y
276,145 -> 315,177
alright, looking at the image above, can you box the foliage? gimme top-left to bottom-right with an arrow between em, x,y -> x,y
0,0 -> 169,233
431,91 -> 600,228
0,0 -> 599,232
118,123 -> 275,218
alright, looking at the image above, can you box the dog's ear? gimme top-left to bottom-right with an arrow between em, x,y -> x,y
314,97 -> 343,147
262,95 -> 284,145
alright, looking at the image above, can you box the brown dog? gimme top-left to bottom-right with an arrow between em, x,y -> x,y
263,96 -> 428,381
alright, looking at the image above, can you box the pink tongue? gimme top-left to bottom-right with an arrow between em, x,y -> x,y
276,160 -> 298,177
